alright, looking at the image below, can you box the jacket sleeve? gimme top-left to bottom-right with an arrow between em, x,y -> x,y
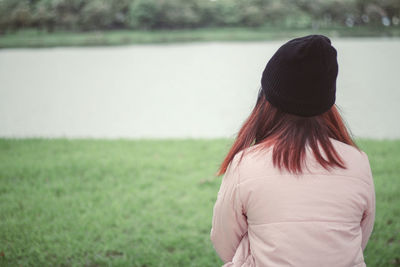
210,157 -> 248,263
360,153 -> 376,251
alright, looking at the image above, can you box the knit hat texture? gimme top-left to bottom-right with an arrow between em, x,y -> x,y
261,34 -> 338,117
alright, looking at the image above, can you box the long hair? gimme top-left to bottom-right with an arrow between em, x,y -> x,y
217,90 -> 357,175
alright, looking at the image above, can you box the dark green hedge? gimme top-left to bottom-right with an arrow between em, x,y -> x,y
0,0 -> 399,32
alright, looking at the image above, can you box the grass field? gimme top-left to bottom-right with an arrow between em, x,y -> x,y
1,26 -> 400,48
0,138 -> 399,266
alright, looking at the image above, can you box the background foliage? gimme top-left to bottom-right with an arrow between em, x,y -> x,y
0,0 -> 399,33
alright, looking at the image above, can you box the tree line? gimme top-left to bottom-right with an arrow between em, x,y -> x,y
0,0 -> 399,33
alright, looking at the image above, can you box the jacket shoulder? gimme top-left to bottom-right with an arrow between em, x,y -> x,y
329,139 -> 373,184
231,139 -> 373,185
230,144 -> 276,182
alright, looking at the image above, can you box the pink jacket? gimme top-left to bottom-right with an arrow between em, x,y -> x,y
211,138 -> 375,267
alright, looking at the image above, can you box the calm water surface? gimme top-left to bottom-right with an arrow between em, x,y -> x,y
0,38 -> 399,139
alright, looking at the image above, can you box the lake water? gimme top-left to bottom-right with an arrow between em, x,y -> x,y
0,38 -> 399,139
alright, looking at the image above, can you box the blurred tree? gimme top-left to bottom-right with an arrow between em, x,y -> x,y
155,0 -> 201,29
32,0 -> 56,32
51,0 -> 85,30
0,0 -> 399,32
0,0 -> 32,32
80,0 -> 113,30
128,0 -> 162,29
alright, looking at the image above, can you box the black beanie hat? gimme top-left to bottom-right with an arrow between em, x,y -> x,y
261,34 -> 338,117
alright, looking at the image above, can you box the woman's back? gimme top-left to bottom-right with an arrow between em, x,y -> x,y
211,138 -> 375,266
210,35 -> 375,267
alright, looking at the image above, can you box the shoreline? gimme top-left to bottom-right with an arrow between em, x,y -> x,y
1,26 -> 399,49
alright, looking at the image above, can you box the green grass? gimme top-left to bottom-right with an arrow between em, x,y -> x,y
1,26 -> 400,48
0,138 -> 399,266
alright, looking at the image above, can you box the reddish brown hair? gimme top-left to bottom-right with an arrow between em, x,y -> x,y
218,92 -> 357,175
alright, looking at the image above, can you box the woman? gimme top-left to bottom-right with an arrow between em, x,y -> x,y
210,35 -> 375,267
